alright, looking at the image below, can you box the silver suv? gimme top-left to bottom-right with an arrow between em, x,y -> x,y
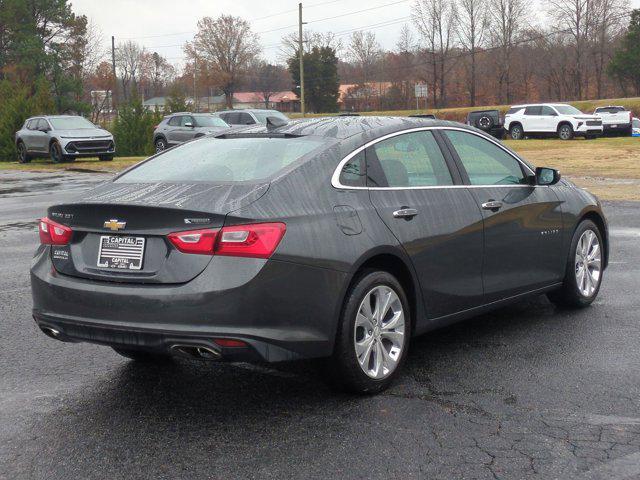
153,113 -> 230,152
16,115 -> 115,163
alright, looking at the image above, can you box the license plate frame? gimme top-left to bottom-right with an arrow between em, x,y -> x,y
97,235 -> 145,270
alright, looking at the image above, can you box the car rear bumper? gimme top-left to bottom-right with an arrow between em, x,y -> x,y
31,247 -> 346,362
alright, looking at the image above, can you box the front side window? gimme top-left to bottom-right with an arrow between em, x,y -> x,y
180,116 -> 194,127
238,113 -> 255,125
48,117 -> 94,130
369,131 -> 453,187
540,106 -> 557,116
194,116 -> 228,128
554,105 -> 583,115
116,136 -> 326,183
444,130 -> 527,186
253,111 -> 288,124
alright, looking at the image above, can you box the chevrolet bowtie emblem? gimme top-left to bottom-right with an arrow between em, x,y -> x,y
103,219 -> 126,231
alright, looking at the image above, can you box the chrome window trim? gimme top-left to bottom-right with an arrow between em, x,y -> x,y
331,126 -> 536,191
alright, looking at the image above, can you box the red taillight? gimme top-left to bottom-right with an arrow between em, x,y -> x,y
39,217 -> 73,245
167,222 -> 286,259
216,222 -> 286,259
213,338 -> 247,348
167,228 -> 218,254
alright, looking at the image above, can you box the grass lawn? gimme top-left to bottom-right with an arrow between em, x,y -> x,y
1,137 -> 638,200
0,156 -> 145,173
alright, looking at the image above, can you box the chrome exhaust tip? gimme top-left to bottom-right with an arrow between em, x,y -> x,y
170,344 -> 221,360
40,326 -> 61,340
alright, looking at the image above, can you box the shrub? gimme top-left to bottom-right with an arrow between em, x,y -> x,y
112,93 -> 161,157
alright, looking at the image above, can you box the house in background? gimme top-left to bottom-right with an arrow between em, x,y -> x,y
339,82 -> 393,112
143,91 -> 299,113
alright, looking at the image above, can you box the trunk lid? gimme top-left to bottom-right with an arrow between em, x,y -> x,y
47,181 -> 269,284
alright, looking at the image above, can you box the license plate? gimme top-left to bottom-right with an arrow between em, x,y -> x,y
97,236 -> 145,270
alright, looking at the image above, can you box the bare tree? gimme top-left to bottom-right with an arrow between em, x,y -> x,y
186,15 -> 260,108
115,40 -> 144,100
348,31 -> 381,85
546,0 -> 598,99
457,0 -> 489,105
590,0 -> 628,97
279,30 -> 343,62
487,0 -> 530,103
413,0 -> 459,107
251,62 -> 288,108
140,51 -> 176,98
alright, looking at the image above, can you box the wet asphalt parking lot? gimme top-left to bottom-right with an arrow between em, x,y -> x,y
1,170 -> 640,479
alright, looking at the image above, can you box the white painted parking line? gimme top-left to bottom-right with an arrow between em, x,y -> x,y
610,228 -> 640,237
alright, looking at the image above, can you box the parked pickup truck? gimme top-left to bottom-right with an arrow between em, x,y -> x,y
593,106 -> 634,136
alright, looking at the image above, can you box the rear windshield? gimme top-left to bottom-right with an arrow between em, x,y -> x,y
116,136 -> 325,183
194,116 -> 228,127
49,117 -> 95,130
595,107 -> 625,113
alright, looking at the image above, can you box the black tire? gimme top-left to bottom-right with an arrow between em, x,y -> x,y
155,137 -> 167,153
112,347 -> 173,363
17,141 -> 30,163
99,155 -> 114,161
547,220 -> 604,308
558,123 -> 574,140
49,142 -> 68,163
509,124 -> 524,140
328,270 -> 411,394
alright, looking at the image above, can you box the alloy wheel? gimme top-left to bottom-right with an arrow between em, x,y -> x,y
575,229 -> 601,297
155,140 -> 166,153
353,285 -> 405,379
559,126 -> 572,140
511,126 -> 523,140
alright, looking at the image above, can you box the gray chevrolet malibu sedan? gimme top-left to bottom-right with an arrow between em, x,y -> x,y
31,116 -> 608,393
16,115 -> 115,163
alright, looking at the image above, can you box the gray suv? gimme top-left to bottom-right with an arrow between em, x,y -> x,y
213,109 -> 289,126
153,113 -> 230,152
16,115 -> 115,163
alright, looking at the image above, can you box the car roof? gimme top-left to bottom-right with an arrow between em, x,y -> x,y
214,115 -> 477,140
509,103 -> 570,108
215,109 -> 281,114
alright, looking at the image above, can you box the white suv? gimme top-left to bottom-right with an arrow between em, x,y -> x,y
504,104 -> 603,140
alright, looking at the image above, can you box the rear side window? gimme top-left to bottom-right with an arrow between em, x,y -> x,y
369,131 -> 453,187
116,136 -> 326,183
524,106 -> 542,115
444,130 -> 527,186
26,119 -> 38,130
168,116 -> 181,126
225,112 -> 241,124
506,107 -> 522,115
338,151 -> 366,187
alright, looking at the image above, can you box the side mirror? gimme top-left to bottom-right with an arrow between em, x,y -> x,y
184,122 -> 194,128
536,167 -> 561,185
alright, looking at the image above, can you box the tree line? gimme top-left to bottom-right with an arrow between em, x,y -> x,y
1,0 -> 640,159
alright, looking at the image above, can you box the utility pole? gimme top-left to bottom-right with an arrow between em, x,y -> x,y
193,52 -> 197,113
298,3 -> 305,117
111,36 -> 117,111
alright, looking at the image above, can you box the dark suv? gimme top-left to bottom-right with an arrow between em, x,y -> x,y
153,113 -> 229,152
213,109 -> 289,126
466,109 -> 505,139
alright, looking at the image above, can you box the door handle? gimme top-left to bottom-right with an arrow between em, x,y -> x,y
393,208 -> 419,218
481,200 -> 503,211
